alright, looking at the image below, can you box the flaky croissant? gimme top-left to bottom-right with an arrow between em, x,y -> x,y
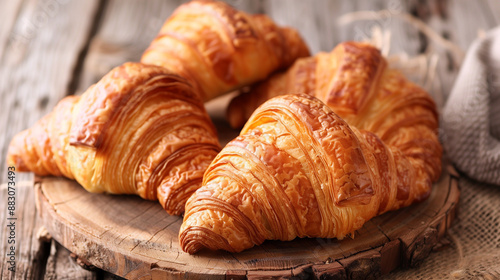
7,62 -> 221,215
227,41 -> 442,192
180,94 -> 442,253
141,0 -> 310,102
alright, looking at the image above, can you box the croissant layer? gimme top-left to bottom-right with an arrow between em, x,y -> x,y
180,94 -> 441,254
7,62 -> 221,215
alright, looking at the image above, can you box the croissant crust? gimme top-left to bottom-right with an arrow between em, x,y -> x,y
141,0 -> 310,101
7,62 -> 221,215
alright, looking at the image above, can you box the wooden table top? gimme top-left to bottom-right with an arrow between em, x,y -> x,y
1,0 -> 499,279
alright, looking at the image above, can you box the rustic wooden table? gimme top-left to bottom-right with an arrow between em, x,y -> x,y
1,0 -> 500,279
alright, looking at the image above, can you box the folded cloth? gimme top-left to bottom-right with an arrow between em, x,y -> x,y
442,26 -> 500,185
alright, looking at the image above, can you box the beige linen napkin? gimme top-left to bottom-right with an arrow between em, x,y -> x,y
442,26 -> 500,185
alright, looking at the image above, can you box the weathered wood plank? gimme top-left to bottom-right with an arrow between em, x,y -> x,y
0,182 -> 51,280
0,1 -> 103,278
0,0 -> 101,184
75,0 -> 184,94
485,0 -> 500,25
430,0 -> 498,104
448,0 -> 494,50
0,1 -> 24,62
44,241 -> 97,280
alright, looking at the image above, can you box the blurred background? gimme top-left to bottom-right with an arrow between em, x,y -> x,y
0,0 -> 499,279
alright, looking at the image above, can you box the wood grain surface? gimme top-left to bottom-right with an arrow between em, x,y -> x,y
1,0 -> 500,279
34,165 -> 459,279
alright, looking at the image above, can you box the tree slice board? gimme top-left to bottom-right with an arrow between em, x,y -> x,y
34,163 -> 459,280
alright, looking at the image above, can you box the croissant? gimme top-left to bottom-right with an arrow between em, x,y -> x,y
227,41 -> 442,192
7,62 -> 221,215
180,94 -> 442,253
141,0 -> 310,102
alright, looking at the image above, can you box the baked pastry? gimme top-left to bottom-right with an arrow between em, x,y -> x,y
141,0 -> 310,102
180,94 -> 442,253
7,62 -> 221,215
227,41 -> 442,195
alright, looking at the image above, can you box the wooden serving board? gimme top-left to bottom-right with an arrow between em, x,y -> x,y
34,163 -> 459,280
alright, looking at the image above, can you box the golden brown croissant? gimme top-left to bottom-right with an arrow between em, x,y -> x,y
180,94 -> 442,253
227,41 -> 442,190
141,0 -> 310,102
7,62 -> 221,215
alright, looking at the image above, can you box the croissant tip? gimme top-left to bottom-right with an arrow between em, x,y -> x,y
6,132 -> 29,172
179,225 -> 242,254
179,227 -> 210,254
